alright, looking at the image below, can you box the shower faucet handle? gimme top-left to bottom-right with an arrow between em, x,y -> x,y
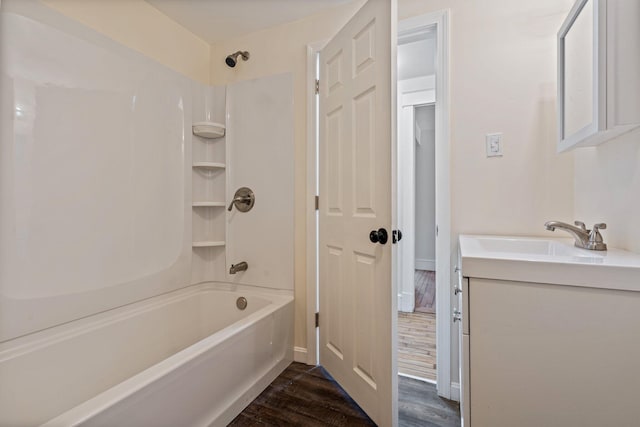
227,187 -> 255,212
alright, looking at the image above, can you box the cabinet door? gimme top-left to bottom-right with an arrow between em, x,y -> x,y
469,278 -> 640,427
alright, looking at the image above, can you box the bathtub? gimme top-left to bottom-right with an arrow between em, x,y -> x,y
0,283 -> 293,426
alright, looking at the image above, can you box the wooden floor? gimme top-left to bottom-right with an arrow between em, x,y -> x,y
229,362 -> 375,426
397,269 -> 437,381
415,270 -> 436,313
230,362 -> 460,426
398,311 -> 437,381
399,376 -> 461,427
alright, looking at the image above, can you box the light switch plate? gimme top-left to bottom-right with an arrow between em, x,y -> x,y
486,133 -> 503,157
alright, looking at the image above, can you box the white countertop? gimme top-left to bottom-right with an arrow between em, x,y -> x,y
459,235 -> 640,292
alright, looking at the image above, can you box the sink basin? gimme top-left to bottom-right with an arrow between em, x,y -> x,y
459,235 -> 640,292
462,235 -> 606,262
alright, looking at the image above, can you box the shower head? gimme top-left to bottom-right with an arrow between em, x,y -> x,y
225,51 -> 250,68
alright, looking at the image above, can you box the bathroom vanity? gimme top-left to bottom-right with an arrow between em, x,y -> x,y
457,235 -> 640,427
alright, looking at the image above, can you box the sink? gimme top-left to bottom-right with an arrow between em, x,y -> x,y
459,235 -> 640,292
462,235 -> 606,262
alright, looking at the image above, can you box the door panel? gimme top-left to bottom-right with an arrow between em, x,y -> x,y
319,0 -> 396,425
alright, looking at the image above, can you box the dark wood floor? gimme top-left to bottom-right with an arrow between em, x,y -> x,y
415,270 -> 436,313
229,362 -> 374,426
399,376 -> 460,427
229,362 -> 460,426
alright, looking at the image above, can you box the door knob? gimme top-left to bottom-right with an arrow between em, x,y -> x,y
392,229 -> 403,244
369,228 -> 388,245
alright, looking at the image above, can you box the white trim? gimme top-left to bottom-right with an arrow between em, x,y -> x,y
397,104 -> 416,314
398,372 -> 436,384
415,259 -> 436,271
450,382 -> 460,402
433,9 -> 452,401
294,346 -> 309,364
397,88 -> 435,314
305,41 -> 325,367
398,291 -> 415,312
399,10 -> 453,400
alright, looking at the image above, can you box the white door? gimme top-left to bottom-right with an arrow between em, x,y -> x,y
318,0 -> 397,425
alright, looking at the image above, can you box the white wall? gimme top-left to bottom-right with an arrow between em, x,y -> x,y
400,0 -> 575,239
574,130 -> 640,253
414,105 -> 436,267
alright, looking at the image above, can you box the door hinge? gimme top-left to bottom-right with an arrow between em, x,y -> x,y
315,195 -> 319,210
315,79 -> 320,95
315,312 -> 319,327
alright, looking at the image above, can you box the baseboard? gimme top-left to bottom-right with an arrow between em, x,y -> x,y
416,258 -> 436,271
398,292 -> 415,313
293,346 -> 308,363
399,372 -> 436,384
450,382 -> 460,402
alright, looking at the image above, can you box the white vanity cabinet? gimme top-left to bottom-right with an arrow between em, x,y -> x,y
458,235 -> 640,427
558,0 -> 640,151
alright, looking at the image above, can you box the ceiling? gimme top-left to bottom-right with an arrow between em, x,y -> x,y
147,0 -> 355,44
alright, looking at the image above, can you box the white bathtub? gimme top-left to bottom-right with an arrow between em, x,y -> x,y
0,283 -> 293,426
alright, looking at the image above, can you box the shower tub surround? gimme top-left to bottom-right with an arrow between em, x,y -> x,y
0,1 -> 294,425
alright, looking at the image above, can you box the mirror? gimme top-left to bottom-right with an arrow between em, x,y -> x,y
562,0 -> 593,138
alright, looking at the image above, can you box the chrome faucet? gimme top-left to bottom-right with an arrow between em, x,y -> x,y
544,221 -> 607,251
229,261 -> 248,274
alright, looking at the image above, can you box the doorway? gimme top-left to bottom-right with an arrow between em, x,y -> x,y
398,102 -> 437,382
305,7 -> 453,424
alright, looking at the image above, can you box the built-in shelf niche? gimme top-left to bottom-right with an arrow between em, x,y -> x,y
192,121 -> 225,139
192,241 -> 225,248
193,162 -> 226,169
191,85 -> 227,285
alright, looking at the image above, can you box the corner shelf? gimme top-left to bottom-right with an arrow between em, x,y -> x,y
192,241 -> 226,248
192,201 -> 225,207
192,121 -> 225,139
193,162 -> 226,170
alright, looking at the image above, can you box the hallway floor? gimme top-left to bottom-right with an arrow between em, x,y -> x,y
399,376 -> 461,427
415,270 -> 436,313
398,270 -> 437,381
398,311 -> 436,381
229,362 -> 460,426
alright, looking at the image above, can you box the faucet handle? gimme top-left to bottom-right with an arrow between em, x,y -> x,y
589,223 -> 607,245
574,221 -> 587,231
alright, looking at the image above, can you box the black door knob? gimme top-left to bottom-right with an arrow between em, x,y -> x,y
369,228 -> 388,245
393,229 -> 403,243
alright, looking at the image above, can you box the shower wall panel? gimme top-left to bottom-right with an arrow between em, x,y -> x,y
226,73 -> 294,291
0,1 -> 192,341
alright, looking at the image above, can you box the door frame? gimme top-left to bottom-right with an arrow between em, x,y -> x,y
397,84 -> 435,314
306,9 -> 453,399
